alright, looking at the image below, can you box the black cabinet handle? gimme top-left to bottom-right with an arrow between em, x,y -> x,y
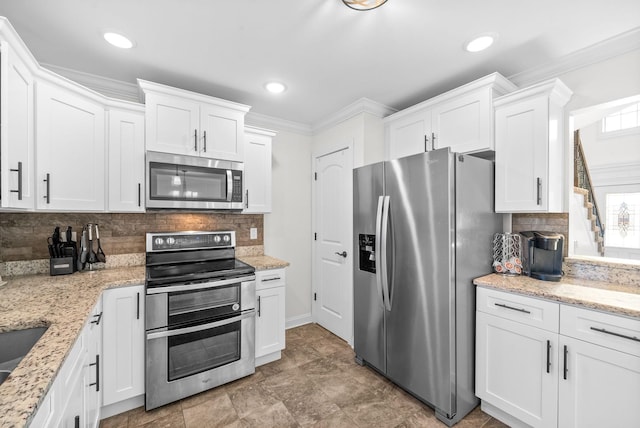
563,345 -> 568,380
10,161 -> 23,200
43,173 -> 50,204
590,326 -> 640,342
194,129 -> 198,151
257,296 -> 261,317
245,189 -> 249,209
424,135 -> 429,152
203,130 -> 207,152
536,177 -> 542,205
89,355 -> 100,391
494,302 -> 531,314
74,415 -> 80,428
136,292 -> 140,320
138,183 -> 141,207
431,132 -> 436,151
91,312 -> 102,325
546,340 -> 551,373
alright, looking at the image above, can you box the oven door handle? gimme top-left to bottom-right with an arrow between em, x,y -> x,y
146,310 -> 255,340
146,275 -> 256,294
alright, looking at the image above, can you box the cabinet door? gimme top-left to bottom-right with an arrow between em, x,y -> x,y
199,103 -> 244,161
495,96 -> 549,212
84,300 -> 102,428
102,285 -> 145,406
432,88 -> 492,153
36,82 -> 105,211
145,93 -> 200,156
1,43 -> 35,209
558,336 -> 640,428
60,370 -> 84,428
243,130 -> 272,213
476,311 -> 558,428
256,286 -> 285,359
108,109 -> 145,212
387,109 -> 431,160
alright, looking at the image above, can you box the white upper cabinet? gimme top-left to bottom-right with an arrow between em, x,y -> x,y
36,81 -> 106,211
243,126 -> 275,213
108,107 -> 145,212
139,79 -> 250,162
494,79 -> 572,213
385,73 -> 517,159
0,39 -> 36,209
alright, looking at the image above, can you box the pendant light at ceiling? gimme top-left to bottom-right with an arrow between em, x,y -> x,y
343,0 -> 388,11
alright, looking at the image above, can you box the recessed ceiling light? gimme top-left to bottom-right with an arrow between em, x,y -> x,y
265,82 -> 286,94
464,33 -> 497,53
103,32 -> 134,49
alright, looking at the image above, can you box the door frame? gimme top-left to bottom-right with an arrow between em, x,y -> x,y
311,138 -> 354,345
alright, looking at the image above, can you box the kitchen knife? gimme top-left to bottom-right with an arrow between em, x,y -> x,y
52,226 -> 61,245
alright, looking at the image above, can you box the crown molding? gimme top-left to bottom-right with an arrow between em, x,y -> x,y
42,63 -> 141,103
312,98 -> 397,134
508,27 -> 640,87
245,112 -> 312,136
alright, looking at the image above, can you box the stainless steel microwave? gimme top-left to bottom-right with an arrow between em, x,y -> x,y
146,151 -> 244,210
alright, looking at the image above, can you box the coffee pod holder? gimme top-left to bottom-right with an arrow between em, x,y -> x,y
492,233 -> 523,275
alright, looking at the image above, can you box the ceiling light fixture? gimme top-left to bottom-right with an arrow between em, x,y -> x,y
103,32 -> 134,49
464,33 -> 497,52
342,0 -> 388,11
265,82 -> 287,94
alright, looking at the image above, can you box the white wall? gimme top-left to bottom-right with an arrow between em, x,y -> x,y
262,129 -> 313,326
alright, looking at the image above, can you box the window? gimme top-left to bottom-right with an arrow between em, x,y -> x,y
604,192 -> 640,249
601,102 -> 640,133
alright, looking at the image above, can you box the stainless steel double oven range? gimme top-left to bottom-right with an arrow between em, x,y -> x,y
144,230 -> 256,410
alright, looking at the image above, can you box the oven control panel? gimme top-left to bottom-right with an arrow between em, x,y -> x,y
147,231 -> 235,251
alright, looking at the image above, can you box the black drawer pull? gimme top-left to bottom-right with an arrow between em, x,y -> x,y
262,277 -> 281,282
494,302 -> 531,314
590,326 -> 640,342
563,345 -> 568,380
546,340 -> 551,373
91,312 -> 102,325
89,355 -> 100,391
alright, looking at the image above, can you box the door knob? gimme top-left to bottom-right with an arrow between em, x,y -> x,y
335,251 -> 348,258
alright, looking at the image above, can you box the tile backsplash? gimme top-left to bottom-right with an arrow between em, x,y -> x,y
512,213 -> 569,257
0,212 -> 263,264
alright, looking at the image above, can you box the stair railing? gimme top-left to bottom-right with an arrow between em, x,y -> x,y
574,130 -> 605,241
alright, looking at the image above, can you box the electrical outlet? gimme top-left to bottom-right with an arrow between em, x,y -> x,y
250,228 -> 257,240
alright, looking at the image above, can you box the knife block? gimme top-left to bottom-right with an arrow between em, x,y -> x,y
50,257 -> 75,276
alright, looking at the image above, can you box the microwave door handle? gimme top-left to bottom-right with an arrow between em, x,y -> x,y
226,170 -> 233,202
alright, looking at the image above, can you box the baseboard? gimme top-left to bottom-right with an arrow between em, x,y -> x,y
256,351 -> 281,367
480,400 -> 532,428
285,313 -> 312,329
100,395 -> 145,420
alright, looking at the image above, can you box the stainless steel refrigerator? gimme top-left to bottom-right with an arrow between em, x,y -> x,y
353,148 -> 502,426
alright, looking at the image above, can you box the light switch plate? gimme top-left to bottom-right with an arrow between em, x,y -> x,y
250,228 -> 257,240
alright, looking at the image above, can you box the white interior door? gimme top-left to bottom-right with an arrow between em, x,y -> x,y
313,147 -> 353,343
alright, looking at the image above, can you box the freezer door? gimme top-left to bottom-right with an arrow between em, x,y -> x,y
384,149 -> 456,416
353,162 -> 386,374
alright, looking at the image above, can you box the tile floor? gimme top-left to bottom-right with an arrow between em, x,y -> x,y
100,324 -> 508,427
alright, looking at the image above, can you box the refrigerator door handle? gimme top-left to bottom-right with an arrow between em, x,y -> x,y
381,195 -> 392,311
375,196 -> 386,309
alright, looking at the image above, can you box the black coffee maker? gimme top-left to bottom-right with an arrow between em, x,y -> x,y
520,231 -> 564,282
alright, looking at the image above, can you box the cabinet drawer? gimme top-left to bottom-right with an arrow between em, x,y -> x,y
560,305 -> 640,357
477,287 -> 559,333
256,269 -> 286,290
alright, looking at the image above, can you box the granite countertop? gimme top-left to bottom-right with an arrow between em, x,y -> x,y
473,273 -> 640,319
0,254 -> 287,428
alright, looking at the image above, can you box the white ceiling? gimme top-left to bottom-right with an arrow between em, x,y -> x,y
2,0 -> 639,126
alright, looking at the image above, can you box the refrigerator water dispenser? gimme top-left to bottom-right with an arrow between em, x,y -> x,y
358,234 -> 376,273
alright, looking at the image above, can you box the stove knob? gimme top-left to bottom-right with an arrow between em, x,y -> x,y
166,237 -> 176,246
154,237 -> 164,246
223,235 -> 230,243
214,235 -> 221,244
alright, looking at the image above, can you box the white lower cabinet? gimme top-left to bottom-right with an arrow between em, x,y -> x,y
101,285 -> 145,407
30,300 -> 102,428
255,268 -> 286,366
477,287 -> 640,428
